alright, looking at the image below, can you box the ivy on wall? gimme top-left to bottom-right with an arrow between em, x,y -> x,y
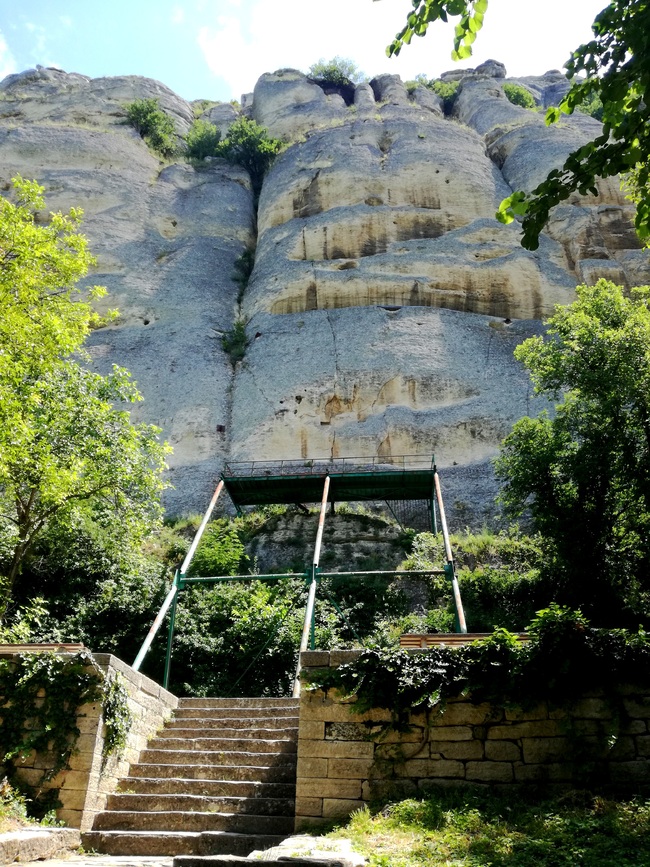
0,651 -> 132,816
305,605 -> 650,728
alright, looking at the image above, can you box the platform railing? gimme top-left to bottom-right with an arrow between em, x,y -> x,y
222,454 -> 435,478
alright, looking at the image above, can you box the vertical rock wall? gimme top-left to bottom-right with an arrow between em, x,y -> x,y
1,64 -> 647,520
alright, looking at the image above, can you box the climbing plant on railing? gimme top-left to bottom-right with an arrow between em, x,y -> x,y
0,651 -> 132,816
305,605 -> 650,728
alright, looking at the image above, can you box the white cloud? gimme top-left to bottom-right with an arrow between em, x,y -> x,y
0,31 -> 17,81
197,0 -> 607,101
60,16 -> 73,28
171,6 -> 185,25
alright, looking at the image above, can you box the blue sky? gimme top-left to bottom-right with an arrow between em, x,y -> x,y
0,1 -> 608,103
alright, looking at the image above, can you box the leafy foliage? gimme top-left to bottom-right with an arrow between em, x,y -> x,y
306,604 -> 650,724
307,56 -> 366,86
185,118 -> 221,160
495,280 -> 650,625
215,117 -> 282,198
385,0 -> 489,61
0,179 -> 169,611
185,518 -> 246,577
125,98 -> 177,157
0,177 -> 107,399
399,528 -> 545,632
502,82 -> 536,110
497,0 -> 650,247
410,75 -> 460,113
0,361 -> 169,608
222,319 -> 248,364
0,652 -> 132,817
384,1 -> 650,249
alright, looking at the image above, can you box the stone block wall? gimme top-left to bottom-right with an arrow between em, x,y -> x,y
2,650 -> 177,830
296,650 -> 650,830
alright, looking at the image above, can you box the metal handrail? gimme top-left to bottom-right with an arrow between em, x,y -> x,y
293,475 -> 330,697
132,480 -> 225,676
223,454 -> 435,478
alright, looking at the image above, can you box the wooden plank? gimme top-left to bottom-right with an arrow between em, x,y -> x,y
0,643 -> 85,653
399,633 -> 528,648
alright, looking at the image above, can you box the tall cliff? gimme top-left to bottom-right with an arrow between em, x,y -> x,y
1,63 -> 647,521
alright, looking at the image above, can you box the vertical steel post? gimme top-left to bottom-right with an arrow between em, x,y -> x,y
293,475 -> 330,697
434,470 -> 467,634
163,572 -> 180,690
431,479 -> 439,534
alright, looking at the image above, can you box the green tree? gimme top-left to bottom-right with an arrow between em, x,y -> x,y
0,177 -> 107,399
307,56 -> 366,85
215,117 -> 282,198
0,361 -> 168,609
383,1 -> 650,250
495,280 -> 650,624
0,178 -> 169,616
126,98 -> 177,157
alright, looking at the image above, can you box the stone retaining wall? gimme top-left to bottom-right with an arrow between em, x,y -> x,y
296,650 -> 650,830
1,650 -> 177,831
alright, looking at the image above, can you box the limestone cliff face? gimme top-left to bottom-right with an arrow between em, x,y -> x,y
1,64 -> 647,521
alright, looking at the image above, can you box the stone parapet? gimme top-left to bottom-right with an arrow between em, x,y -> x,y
0,650 -> 178,831
296,649 -> 650,830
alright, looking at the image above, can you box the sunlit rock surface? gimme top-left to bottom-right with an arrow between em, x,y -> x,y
1,63 -> 647,522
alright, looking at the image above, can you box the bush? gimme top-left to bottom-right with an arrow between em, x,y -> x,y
185,119 -> 221,160
503,82 -> 536,110
215,118 -> 282,198
126,98 -> 177,157
576,92 -> 604,120
186,519 -> 246,577
222,319 -> 248,363
308,56 -> 366,85
412,76 -> 460,114
399,528 -> 546,632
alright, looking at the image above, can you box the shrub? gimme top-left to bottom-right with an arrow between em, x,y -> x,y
222,319 -> 248,363
186,519 -> 246,577
503,82 -> 536,110
308,56 -> 366,85
185,119 -> 221,159
126,98 -> 177,157
414,77 -> 460,114
215,118 -> 282,198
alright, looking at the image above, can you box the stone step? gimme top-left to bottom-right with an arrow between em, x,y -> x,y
129,763 -> 297,783
169,707 -> 299,721
118,777 -> 295,799
106,793 -> 295,816
145,735 -> 297,752
175,859 -> 338,867
92,810 -> 294,835
178,698 -> 298,709
82,830 -> 286,857
161,723 -> 298,736
139,748 -> 296,767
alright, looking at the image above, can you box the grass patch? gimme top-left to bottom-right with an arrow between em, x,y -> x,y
329,791 -> 650,866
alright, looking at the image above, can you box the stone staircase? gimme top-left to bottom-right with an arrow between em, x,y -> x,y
83,697 -> 299,857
